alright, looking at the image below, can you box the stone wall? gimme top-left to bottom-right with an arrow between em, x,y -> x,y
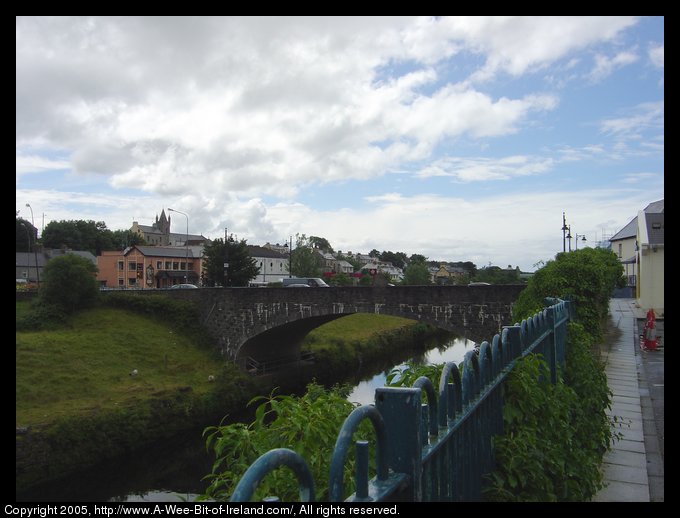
150,284 -> 526,361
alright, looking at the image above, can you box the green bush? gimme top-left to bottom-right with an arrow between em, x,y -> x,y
15,300 -> 69,331
201,382 -> 372,501
483,322 -> 616,501
513,248 -> 624,339
40,254 -> 100,313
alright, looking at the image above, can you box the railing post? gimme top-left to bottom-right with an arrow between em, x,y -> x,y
546,305 -> 558,383
375,387 -> 422,501
504,325 -> 522,360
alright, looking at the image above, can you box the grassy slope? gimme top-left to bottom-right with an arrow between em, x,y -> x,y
16,304 -> 221,428
304,313 -> 415,344
16,305 -> 415,429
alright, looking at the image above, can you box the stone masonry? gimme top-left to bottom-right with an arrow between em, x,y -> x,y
159,285 -> 526,362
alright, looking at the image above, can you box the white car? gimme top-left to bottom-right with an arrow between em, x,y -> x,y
170,283 -> 198,289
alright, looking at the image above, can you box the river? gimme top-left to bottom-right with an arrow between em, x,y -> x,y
16,335 -> 474,502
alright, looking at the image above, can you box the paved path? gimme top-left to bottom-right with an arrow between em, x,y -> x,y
592,298 -> 664,502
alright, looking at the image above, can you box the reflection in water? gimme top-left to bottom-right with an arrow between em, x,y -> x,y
17,334 -> 473,502
347,336 -> 474,406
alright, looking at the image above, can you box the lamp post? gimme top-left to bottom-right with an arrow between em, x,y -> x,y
19,221 -> 31,281
25,204 -> 40,285
561,212 -> 569,253
168,208 -> 189,284
575,233 -> 587,250
566,225 -> 572,252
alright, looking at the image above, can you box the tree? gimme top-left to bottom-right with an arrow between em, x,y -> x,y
513,247 -> 624,336
473,266 -> 520,285
401,262 -> 432,285
16,217 -> 37,253
309,236 -> 334,253
203,237 -> 260,287
409,254 -> 427,264
379,251 -> 407,269
328,272 -> 352,286
289,234 -> 322,277
41,254 -> 99,313
368,249 -> 380,258
111,230 -> 148,249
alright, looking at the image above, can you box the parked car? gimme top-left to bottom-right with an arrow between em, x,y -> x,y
468,282 -> 491,286
284,283 -> 311,288
281,277 -> 330,287
170,283 -> 198,289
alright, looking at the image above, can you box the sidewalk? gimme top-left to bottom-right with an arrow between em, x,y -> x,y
592,298 -> 664,502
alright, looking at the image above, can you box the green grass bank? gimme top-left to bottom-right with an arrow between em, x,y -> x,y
16,297 -> 438,493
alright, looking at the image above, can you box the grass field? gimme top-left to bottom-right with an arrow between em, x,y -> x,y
16,304 -> 222,428
304,313 -> 415,344
16,304 -> 414,429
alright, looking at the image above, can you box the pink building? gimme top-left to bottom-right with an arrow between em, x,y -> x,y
97,246 -> 202,289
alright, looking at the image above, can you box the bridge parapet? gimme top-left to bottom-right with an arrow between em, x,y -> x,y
159,285 -> 525,362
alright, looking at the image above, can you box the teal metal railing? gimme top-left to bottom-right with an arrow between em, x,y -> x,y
230,299 -> 572,502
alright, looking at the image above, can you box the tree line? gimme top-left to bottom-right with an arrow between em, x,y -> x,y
16,216 -> 522,287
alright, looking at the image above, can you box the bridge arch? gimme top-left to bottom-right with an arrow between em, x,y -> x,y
163,285 -> 526,365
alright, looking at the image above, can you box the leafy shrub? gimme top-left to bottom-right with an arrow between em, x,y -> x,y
40,254 -> 100,313
16,300 -> 69,331
202,382 -> 372,501
483,322 -> 616,501
513,248 -> 624,339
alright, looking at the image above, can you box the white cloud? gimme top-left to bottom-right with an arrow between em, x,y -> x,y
16,154 -> 71,175
451,16 -> 637,81
265,188 -> 663,270
588,50 -> 639,82
599,101 -> 664,139
417,155 -> 554,182
16,16 -> 634,204
622,172 -> 660,184
649,44 -> 664,68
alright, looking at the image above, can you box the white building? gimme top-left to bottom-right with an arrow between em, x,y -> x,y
610,199 -> 663,292
636,210 -> 664,315
248,245 -> 289,285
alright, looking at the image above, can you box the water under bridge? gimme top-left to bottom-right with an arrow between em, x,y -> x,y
160,285 -> 526,366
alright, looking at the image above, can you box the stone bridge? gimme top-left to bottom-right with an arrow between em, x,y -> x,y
163,285 -> 526,363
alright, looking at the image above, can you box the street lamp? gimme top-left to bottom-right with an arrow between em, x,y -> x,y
25,204 -> 40,285
168,208 -> 189,285
575,233 -> 587,250
566,225 -> 572,252
561,212 -> 569,253
19,221 -> 31,281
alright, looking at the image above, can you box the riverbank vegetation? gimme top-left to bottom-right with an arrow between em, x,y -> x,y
16,292 -> 435,494
483,248 -> 624,501
200,248 -> 625,502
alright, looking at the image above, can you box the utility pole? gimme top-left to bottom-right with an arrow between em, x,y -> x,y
224,227 -> 229,287
289,235 -> 293,278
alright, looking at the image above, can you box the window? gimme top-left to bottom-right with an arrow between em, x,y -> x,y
118,279 -> 124,286
188,262 -> 193,270
618,243 -> 622,258
173,262 -> 179,270
128,278 -> 136,286
129,262 -> 137,271
180,262 -> 186,270
118,261 -> 124,271
157,261 -> 162,270
165,261 -> 171,270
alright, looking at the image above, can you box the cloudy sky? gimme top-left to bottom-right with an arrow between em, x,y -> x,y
16,16 -> 664,270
